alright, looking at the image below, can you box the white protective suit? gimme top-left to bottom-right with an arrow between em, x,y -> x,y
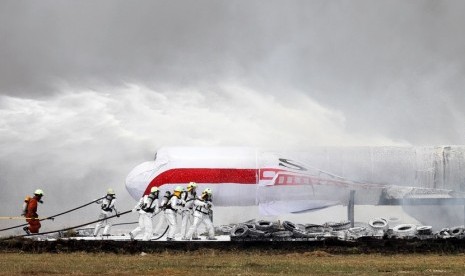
155,194 -> 182,240
164,193 -> 182,240
180,190 -> 198,239
130,193 -> 159,241
186,197 -> 215,240
93,194 -> 118,236
153,191 -> 171,236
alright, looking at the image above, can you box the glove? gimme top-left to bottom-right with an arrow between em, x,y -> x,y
116,213 -> 120,217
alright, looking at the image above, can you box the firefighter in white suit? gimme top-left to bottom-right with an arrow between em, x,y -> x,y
152,190 -> 171,237
129,187 -> 160,241
93,188 -> 119,237
181,182 -> 199,240
163,186 -> 183,241
186,188 -> 216,240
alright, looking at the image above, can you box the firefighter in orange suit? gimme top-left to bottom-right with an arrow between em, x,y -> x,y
23,189 -> 44,234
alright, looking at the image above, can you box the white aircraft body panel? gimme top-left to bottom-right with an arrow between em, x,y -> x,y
126,147 -> 343,213
126,146 -> 465,217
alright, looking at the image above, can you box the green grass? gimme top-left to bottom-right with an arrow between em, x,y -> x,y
1,250 -> 465,275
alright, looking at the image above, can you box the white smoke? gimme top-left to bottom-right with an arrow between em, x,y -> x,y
0,83 -> 407,232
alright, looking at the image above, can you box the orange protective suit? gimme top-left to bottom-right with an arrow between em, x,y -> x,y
25,196 -> 41,233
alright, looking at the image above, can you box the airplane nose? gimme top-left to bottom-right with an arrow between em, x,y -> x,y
125,161 -> 157,200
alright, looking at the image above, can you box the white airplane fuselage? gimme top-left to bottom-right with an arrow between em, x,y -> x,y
126,147 -> 257,205
125,146 -> 465,226
125,147 -> 341,213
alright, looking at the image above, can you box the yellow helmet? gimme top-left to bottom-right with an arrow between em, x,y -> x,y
201,188 -> 212,200
34,189 -> 44,196
187,182 -> 197,191
150,187 -> 159,193
107,188 -> 115,195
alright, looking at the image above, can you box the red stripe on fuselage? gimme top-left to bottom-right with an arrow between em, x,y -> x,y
144,168 -> 258,195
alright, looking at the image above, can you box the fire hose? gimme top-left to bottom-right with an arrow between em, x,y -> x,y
0,196 -> 106,232
1,209 -> 132,240
2,208 -> 170,241
151,226 -> 169,241
143,208 -> 168,240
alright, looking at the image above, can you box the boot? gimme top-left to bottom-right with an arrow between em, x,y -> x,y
23,227 -> 30,235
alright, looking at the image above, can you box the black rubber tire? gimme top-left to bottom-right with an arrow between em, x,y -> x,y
217,225 -> 233,235
304,224 -> 325,233
282,221 -> 297,232
231,224 -> 249,237
255,220 -> 273,231
248,228 -> 267,237
292,228 -> 311,238
327,221 -> 351,231
450,226 -> 465,237
416,226 -> 433,235
272,230 -> 293,238
369,218 -> 389,231
392,224 -> 417,237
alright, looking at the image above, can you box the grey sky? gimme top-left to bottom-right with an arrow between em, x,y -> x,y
1,1 -> 464,143
1,1 -> 464,232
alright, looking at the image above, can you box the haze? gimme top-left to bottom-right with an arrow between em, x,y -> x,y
1,1 -> 464,232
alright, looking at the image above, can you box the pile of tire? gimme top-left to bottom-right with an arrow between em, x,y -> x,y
229,219 -> 465,241
230,220 -> 328,241
230,220 -> 280,241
